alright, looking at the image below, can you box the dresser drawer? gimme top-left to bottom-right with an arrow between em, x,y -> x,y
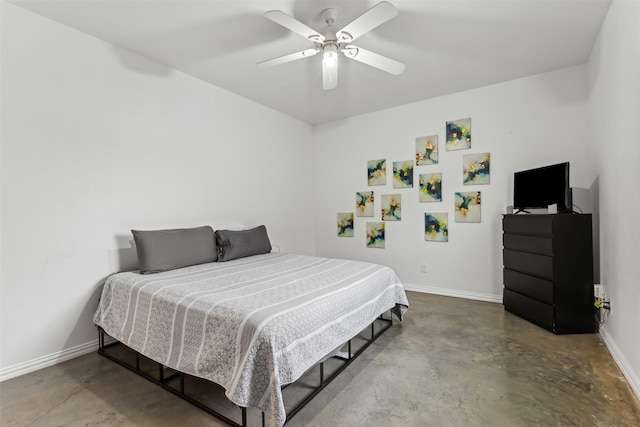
503,234 -> 553,255
503,268 -> 554,305
504,289 -> 554,332
503,249 -> 553,279
503,215 -> 553,236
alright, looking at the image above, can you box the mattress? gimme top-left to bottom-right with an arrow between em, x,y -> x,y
94,252 -> 409,426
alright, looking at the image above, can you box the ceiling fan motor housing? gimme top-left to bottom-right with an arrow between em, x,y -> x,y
321,8 -> 338,26
320,8 -> 339,45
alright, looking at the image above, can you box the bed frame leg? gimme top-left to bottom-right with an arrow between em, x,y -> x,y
98,328 -> 104,351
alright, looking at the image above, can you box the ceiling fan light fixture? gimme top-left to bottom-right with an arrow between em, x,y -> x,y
322,43 -> 338,90
322,42 -> 338,67
323,50 -> 338,67
322,59 -> 338,90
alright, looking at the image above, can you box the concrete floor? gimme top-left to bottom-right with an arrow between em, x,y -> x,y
1,292 -> 639,426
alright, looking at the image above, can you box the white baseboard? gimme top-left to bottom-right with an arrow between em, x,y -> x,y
0,336 -> 115,383
599,327 -> 640,403
403,282 -> 503,304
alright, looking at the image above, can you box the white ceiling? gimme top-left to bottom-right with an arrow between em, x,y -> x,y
10,0 -> 612,125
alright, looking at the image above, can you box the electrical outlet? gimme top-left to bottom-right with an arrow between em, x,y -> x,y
420,263 -> 428,273
594,284 -> 604,298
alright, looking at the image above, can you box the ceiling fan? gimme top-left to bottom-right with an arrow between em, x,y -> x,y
258,1 -> 405,90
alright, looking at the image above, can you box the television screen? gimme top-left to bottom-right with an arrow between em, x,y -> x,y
513,162 -> 571,213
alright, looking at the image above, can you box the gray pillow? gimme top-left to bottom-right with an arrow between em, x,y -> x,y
132,226 -> 217,274
216,225 -> 272,262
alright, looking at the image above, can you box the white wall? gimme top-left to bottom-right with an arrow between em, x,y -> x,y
587,0 -> 640,399
312,65 -> 593,301
0,3 -> 315,377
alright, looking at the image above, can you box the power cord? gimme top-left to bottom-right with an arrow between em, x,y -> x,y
594,297 -> 611,329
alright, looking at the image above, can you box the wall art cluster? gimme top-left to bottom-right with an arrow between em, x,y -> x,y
337,212 -> 354,237
366,222 -> 385,248
463,152 -> 490,185
367,159 -> 386,186
356,191 -> 374,217
336,117 -> 491,246
454,191 -> 481,223
416,136 -> 438,165
446,118 -> 471,151
381,194 -> 402,221
393,161 -> 413,188
419,172 -> 442,202
424,213 -> 448,242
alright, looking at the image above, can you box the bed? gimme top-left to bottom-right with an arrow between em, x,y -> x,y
94,226 -> 409,427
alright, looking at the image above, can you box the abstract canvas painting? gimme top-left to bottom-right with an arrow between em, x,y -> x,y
416,135 -> 438,165
337,212 -> 354,237
367,159 -> 386,186
446,118 -> 471,151
381,194 -> 402,221
356,191 -> 374,217
463,152 -> 490,185
455,191 -> 481,222
366,222 -> 385,248
419,173 -> 442,202
393,160 -> 414,188
425,213 -> 448,242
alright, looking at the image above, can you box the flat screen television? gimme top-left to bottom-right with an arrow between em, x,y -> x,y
513,162 -> 571,213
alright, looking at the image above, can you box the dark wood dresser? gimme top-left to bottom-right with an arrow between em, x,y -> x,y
502,214 -> 596,334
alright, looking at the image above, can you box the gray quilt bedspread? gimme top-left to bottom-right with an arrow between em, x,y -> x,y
94,252 -> 409,426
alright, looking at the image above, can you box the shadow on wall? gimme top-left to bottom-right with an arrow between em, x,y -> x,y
110,46 -> 172,77
107,12 -> 270,76
572,182 -> 600,284
63,279 -> 108,352
63,234 -> 138,355
108,235 -> 139,273
590,176 -> 600,283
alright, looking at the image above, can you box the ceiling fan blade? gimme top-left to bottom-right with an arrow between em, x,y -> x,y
342,45 -> 405,75
257,49 -> 319,68
264,10 -> 325,43
336,1 -> 397,43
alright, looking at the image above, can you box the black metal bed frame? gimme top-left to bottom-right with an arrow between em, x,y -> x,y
97,311 -> 393,427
